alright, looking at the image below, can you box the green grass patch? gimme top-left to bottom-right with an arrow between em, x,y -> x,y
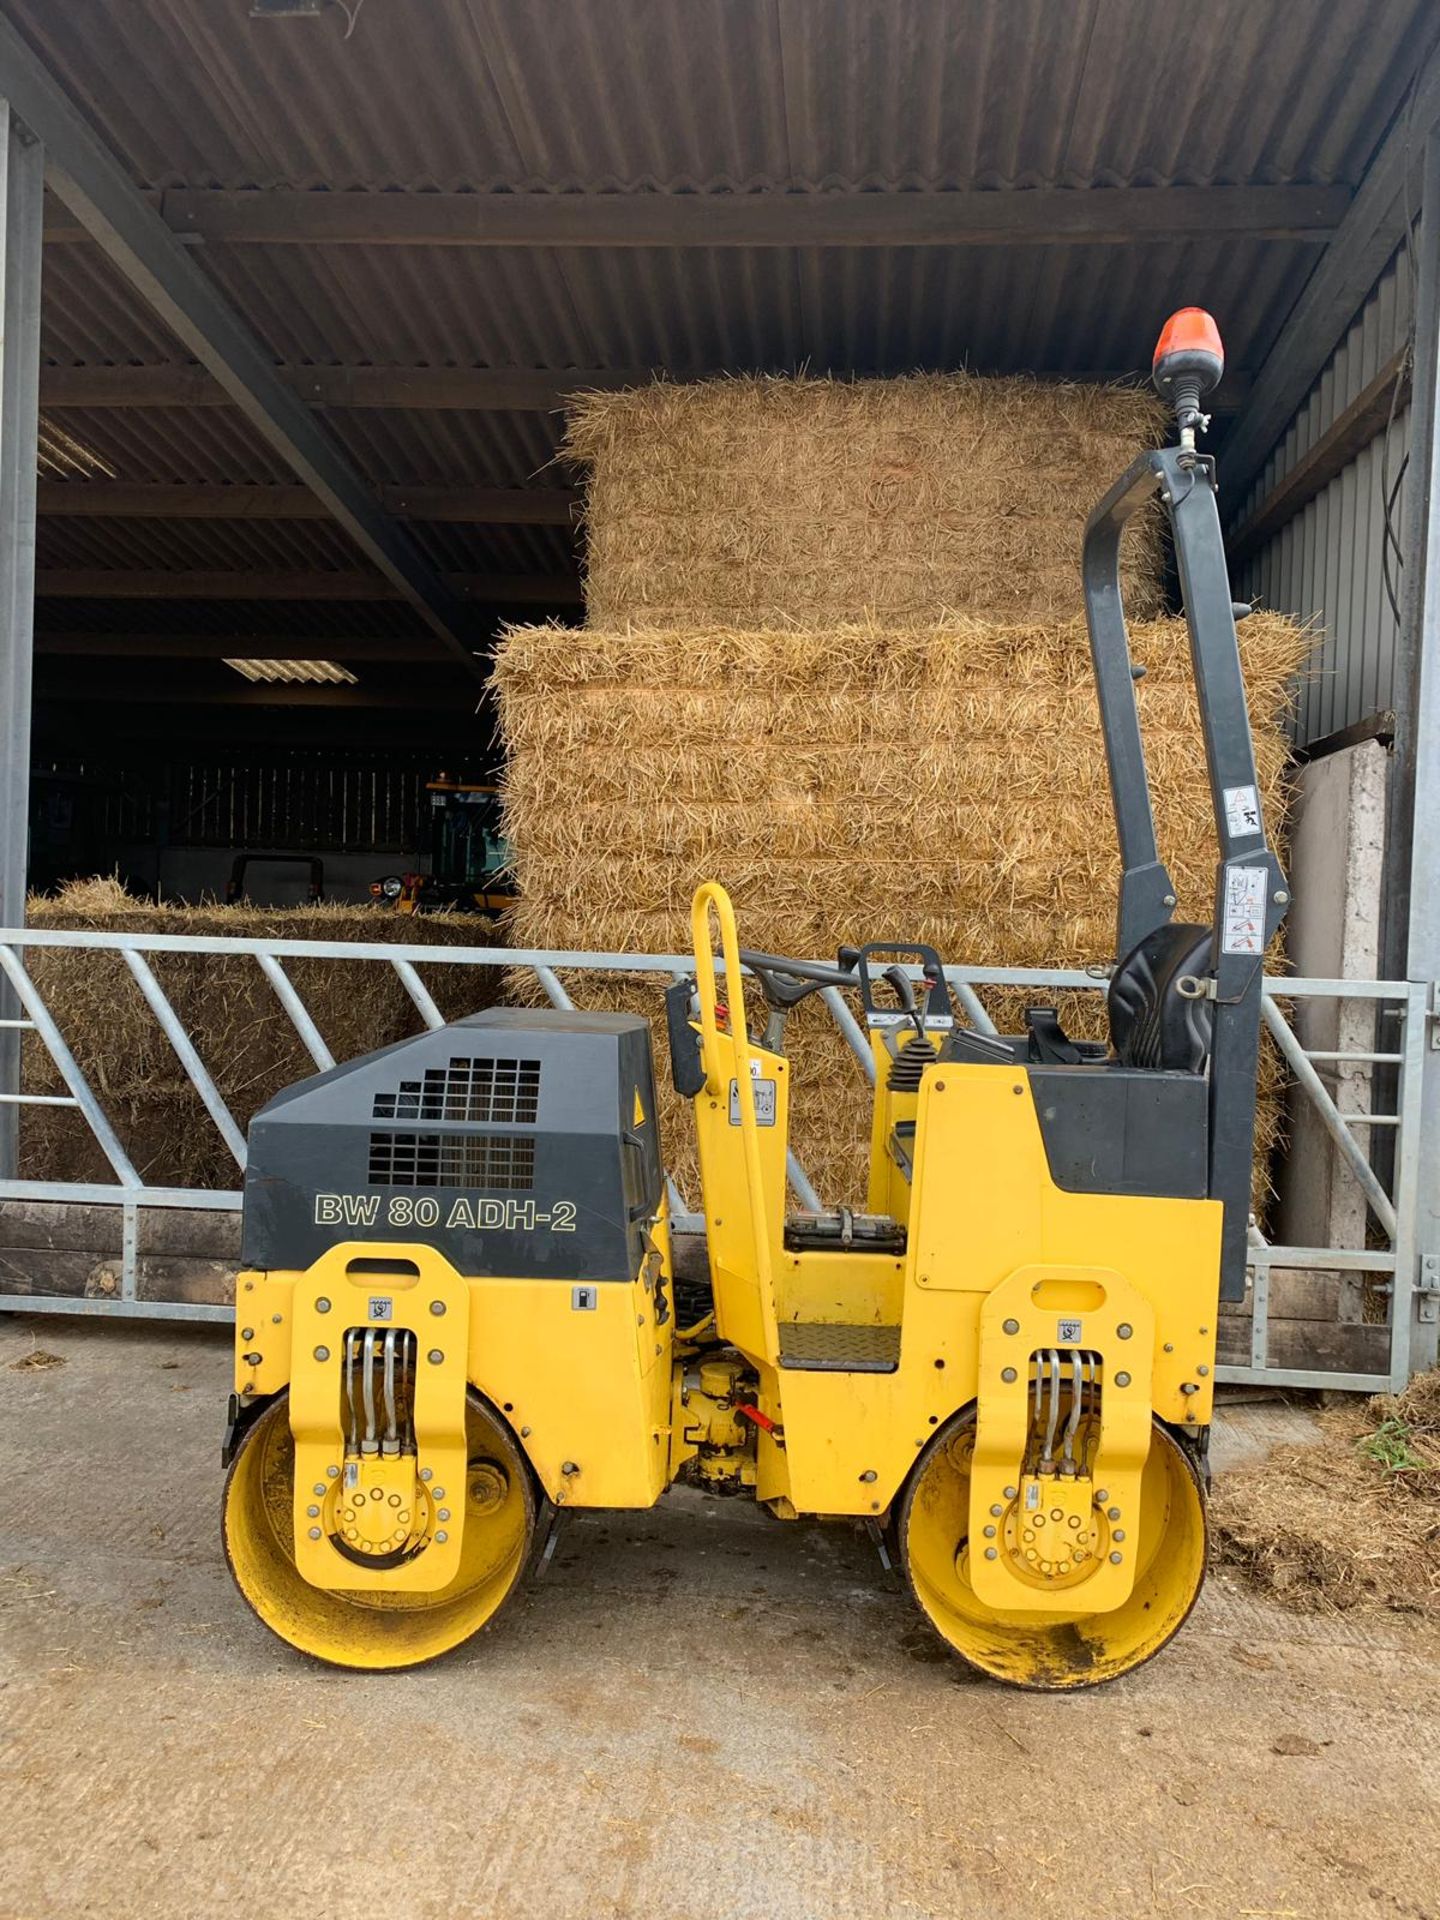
1358,1416 -> 1430,1477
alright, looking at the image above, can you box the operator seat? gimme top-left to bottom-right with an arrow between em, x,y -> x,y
1106,922 -> 1214,1073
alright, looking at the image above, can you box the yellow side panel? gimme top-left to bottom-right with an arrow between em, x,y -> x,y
234,1239 -> 673,1515
908,1071 -> 1222,1392
774,1248 -> 904,1327
233,1270 -> 296,1397
908,1070 -> 1042,1292
465,1272 -> 670,1510
770,1298 -> 982,1512
770,1069 -> 1222,1517
692,1043 -> 791,1360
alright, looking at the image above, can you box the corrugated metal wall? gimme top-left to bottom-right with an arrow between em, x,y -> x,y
1238,245 -> 1414,747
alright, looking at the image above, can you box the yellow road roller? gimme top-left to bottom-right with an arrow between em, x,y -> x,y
221,310 -> 1285,1686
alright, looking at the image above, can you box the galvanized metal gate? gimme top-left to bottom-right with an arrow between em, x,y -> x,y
0,925 -> 1428,1394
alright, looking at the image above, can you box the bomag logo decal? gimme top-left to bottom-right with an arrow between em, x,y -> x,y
313,1192 -> 577,1232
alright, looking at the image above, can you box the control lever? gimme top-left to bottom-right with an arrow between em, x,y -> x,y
853,943 -> 952,1031
881,964 -> 916,1013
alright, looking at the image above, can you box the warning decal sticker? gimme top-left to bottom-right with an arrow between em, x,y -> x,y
1223,783 -> 1261,838
1222,864 -> 1268,955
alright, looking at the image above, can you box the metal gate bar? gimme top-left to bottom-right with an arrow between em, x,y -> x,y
0,926 -> 1427,1391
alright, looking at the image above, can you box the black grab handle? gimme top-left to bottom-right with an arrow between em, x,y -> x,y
852,943 -> 952,1026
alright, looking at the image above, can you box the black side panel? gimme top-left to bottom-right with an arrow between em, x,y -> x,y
1029,1067 -> 1209,1199
241,1008 -> 663,1281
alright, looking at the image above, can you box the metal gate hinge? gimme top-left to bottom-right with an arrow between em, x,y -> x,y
1418,1255 -> 1440,1325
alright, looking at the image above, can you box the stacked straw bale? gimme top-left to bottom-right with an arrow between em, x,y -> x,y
566,374 -> 1167,628
494,617 -> 1306,1209
20,878 -> 505,1190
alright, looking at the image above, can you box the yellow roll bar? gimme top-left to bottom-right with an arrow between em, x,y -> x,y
690,882 -> 781,1361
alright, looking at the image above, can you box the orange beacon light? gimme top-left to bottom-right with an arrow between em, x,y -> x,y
1152,308 -> 1224,454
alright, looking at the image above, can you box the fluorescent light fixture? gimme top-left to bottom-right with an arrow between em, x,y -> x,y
37,418 -> 119,481
223,658 -> 358,685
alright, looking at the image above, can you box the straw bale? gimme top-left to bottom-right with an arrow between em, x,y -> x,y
1212,1370 -> 1440,1614
495,615 -> 1306,1208
566,374 -> 1167,628
19,878 -> 506,1190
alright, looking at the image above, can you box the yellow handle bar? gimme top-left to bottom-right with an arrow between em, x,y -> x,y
690,881 -> 780,1357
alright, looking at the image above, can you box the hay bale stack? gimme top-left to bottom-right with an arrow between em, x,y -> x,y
20,878 -> 507,1190
495,615 -> 1306,1207
566,374 -> 1167,628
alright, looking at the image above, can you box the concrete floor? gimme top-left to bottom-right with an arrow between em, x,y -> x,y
2,1316 -> 1437,1920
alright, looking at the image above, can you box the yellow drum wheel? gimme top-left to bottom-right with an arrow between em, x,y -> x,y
898,1406 -> 1206,1690
223,1389 -> 535,1671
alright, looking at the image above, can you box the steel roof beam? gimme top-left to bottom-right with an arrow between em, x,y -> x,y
1222,48 -> 1440,502
35,480 -> 578,524
38,362 -> 1252,413
0,13 -> 484,678
41,185 -> 1350,248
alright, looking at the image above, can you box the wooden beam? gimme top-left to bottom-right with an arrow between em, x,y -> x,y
38,362 -> 1251,413
1228,349 -> 1412,564
42,185 -> 1351,248
34,631 -> 453,660
35,568 -> 583,604
34,480 -> 578,524
1222,48 -> 1440,500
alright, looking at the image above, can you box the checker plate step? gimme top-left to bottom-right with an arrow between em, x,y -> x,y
777,1323 -> 902,1373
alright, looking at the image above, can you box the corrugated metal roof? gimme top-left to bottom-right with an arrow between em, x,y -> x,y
323,408 -> 564,490
189,232 -> 1314,377
5,0 -> 1434,695
35,512 -> 368,573
33,507 -> 575,578
7,0 -> 1431,193
40,232 -> 186,363
38,404 -> 297,484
